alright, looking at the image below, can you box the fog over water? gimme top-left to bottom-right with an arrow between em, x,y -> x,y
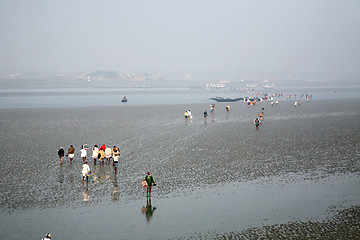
0,0 -> 359,81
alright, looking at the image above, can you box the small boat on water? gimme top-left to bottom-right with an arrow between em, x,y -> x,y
209,97 -> 243,102
121,96 -> 127,102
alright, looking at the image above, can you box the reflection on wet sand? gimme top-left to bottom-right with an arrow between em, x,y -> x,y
58,166 -> 64,184
67,165 -> 75,184
141,197 -> 156,224
82,185 -> 90,202
111,176 -> 120,202
92,165 -> 111,185
211,113 -> 215,123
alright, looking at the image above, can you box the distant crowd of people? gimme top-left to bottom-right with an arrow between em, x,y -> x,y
186,92 -> 311,127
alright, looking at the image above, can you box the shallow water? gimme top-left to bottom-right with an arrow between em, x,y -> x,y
0,86 -> 359,108
1,173 -> 359,240
0,97 -> 359,239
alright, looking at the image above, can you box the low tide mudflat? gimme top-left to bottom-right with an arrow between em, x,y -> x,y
0,98 -> 359,239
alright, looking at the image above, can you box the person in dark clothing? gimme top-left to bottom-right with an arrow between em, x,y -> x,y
58,147 -> 65,165
254,118 -> 260,130
145,172 -> 156,197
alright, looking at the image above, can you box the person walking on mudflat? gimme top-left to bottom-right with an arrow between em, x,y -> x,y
82,161 -> 91,184
67,145 -> 75,164
203,110 -> 208,122
254,118 -> 260,130
226,104 -> 230,112
80,145 -> 87,163
105,146 -> 112,164
145,172 -> 156,197
92,145 -> 99,165
98,148 -> 105,165
58,147 -> 64,165
113,147 -> 120,175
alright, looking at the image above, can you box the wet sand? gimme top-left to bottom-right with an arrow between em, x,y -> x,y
200,206 -> 360,239
0,98 -> 359,239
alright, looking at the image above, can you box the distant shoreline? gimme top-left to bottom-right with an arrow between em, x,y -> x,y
0,87 -> 359,109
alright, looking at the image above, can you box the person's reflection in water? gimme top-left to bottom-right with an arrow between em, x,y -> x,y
96,164 -> 111,184
111,176 -> 120,202
141,197 -> 156,224
211,114 -> 215,123
82,185 -> 90,202
68,164 -> 75,184
58,166 -> 64,184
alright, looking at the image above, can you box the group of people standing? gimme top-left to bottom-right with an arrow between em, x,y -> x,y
184,110 -> 192,120
57,145 -> 157,198
90,144 -> 120,167
57,144 -> 121,176
270,100 -> 279,107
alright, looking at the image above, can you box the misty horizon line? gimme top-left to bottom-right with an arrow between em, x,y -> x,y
1,69 -> 358,82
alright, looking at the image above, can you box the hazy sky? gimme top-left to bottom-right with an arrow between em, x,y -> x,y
0,0 -> 359,79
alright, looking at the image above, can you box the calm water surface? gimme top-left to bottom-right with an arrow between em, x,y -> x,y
0,86 -> 359,108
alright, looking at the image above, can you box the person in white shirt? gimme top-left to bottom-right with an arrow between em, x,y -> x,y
92,145 -> 99,165
105,146 -> 112,164
82,161 -> 91,184
187,110 -> 192,120
112,147 -> 120,175
80,144 -> 88,163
